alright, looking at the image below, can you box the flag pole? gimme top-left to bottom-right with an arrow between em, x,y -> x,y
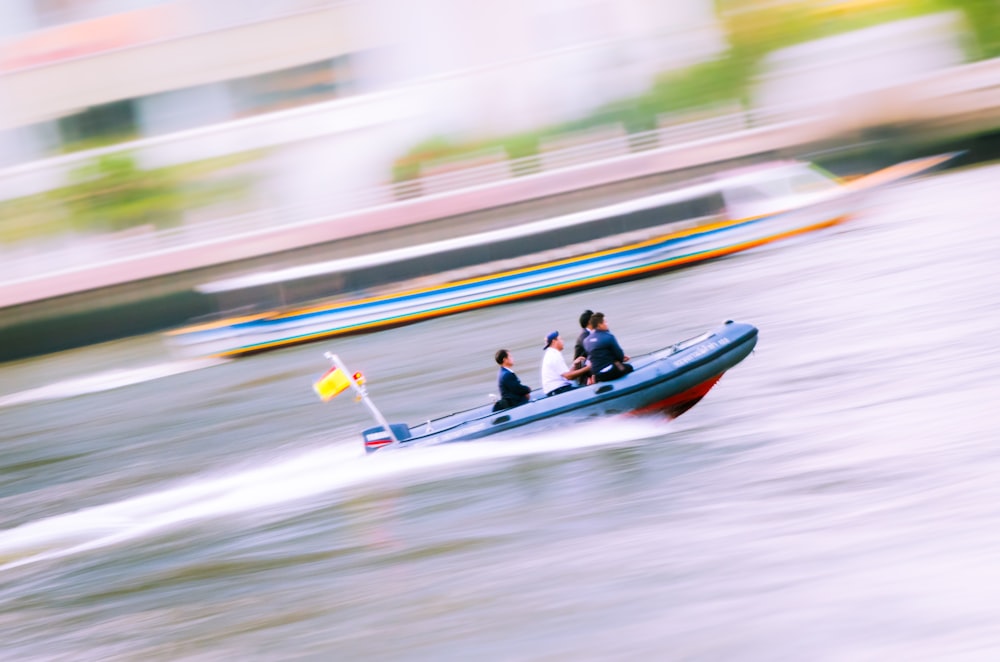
325,352 -> 399,445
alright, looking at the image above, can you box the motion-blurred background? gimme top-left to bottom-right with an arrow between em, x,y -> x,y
5,6 -> 1000,658
1,0 -> 999,359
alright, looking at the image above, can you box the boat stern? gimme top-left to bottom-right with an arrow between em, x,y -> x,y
362,423 -> 413,453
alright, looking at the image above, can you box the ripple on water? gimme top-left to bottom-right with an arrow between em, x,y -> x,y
2,165 -> 1000,658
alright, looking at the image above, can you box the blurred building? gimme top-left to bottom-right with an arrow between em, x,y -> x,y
753,11 -> 970,129
0,1 -> 382,164
0,0 -> 724,165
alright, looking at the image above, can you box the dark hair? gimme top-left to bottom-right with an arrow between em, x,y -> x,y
579,309 -> 593,328
589,312 -> 605,329
495,349 -> 509,365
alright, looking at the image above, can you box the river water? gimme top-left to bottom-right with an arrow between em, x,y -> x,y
2,163 -> 1000,661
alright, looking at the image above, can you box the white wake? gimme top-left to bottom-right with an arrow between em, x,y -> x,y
0,357 -> 228,408
0,417 -> 671,570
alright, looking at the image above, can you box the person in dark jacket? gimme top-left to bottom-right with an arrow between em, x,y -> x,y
493,348 -> 531,411
572,309 -> 593,385
573,309 -> 593,363
582,312 -> 633,382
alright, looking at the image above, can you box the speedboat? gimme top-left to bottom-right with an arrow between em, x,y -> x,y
355,320 -> 757,453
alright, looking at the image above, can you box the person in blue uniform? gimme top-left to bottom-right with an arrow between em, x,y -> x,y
572,309 -> 593,386
493,348 -> 531,411
573,309 -> 593,364
582,312 -> 633,382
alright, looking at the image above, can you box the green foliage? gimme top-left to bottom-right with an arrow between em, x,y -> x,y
391,132 -> 550,182
392,136 -> 458,182
0,151 -> 260,244
718,0 -> 948,58
500,133 -> 542,176
942,0 -> 1000,58
645,58 -> 753,120
63,153 -> 185,232
501,133 -> 541,160
390,0 -> 995,184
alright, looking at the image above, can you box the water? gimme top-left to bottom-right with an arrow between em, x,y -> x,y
2,164 -> 1000,660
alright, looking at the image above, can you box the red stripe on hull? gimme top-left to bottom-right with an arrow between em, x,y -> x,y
630,372 -> 725,419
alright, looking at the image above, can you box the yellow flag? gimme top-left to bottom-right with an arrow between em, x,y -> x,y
313,366 -> 351,401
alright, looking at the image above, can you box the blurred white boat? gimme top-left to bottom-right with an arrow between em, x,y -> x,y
166,154 -> 955,358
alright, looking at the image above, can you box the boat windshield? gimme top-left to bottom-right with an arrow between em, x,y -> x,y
722,163 -> 840,218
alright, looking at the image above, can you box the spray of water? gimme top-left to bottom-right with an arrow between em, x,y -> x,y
0,358 -> 228,408
0,417 -> 670,570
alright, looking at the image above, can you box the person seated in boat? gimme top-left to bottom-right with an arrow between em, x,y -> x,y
541,331 -> 590,397
493,348 -> 532,411
573,309 -> 593,385
574,309 -> 593,362
583,312 -> 634,382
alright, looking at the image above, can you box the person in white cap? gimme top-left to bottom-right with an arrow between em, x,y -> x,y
540,331 -> 590,397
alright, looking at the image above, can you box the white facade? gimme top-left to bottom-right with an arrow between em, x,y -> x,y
753,12 -> 970,127
0,0 -> 725,209
367,0 -> 724,137
0,0 -> 724,142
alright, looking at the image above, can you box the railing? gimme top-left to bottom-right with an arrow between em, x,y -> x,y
0,106 -> 823,285
354,108 -> 795,203
3,52 -> 999,297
